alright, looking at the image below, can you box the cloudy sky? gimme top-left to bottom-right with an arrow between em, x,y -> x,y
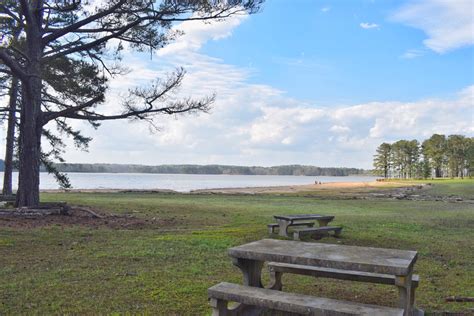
4,0 -> 474,169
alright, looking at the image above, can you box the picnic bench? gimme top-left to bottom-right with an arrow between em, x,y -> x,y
209,282 -> 404,315
208,239 -> 420,316
269,214 -> 342,240
268,262 -> 420,291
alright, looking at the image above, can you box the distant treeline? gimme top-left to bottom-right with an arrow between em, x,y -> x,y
0,162 -> 366,176
373,134 -> 473,179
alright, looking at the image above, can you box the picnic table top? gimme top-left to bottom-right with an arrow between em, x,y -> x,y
228,239 -> 417,276
273,214 -> 335,221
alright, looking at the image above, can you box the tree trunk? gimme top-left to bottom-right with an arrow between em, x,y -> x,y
15,81 -> 42,207
2,77 -> 19,196
15,2 -> 44,208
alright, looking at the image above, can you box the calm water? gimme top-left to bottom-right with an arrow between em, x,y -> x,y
2,172 -> 379,192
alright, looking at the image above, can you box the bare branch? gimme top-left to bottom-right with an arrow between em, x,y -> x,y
43,94 -> 104,124
42,0 -> 127,45
60,95 -> 214,121
0,4 -> 23,26
43,20 -> 140,60
0,48 -> 27,80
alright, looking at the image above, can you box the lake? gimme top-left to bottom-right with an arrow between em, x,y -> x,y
1,172 -> 379,192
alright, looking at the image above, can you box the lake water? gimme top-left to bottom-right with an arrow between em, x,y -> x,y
1,172 -> 379,192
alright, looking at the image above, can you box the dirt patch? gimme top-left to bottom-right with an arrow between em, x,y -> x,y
192,182 -> 473,203
0,206 -> 173,230
191,181 -> 413,194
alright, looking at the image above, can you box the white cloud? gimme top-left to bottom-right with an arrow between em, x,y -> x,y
52,69 -> 474,168
392,0 -> 474,53
330,125 -> 351,133
360,22 -> 380,29
272,56 -> 329,70
321,6 -> 331,13
400,49 -> 424,59
10,12 -> 470,170
56,57 -> 474,168
75,70 -> 472,168
157,13 -> 248,57
244,106 -> 325,145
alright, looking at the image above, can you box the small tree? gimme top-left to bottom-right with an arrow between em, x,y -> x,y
406,140 -> 420,179
0,11 -> 22,196
420,156 -> 431,179
446,135 -> 469,178
391,140 -> 410,179
373,142 -> 391,178
422,134 -> 446,178
466,137 -> 474,178
1,76 -> 19,196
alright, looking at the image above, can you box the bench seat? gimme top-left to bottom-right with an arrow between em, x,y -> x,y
268,262 -> 419,289
268,221 -> 315,234
208,282 -> 404,315
293,226 -> 342,240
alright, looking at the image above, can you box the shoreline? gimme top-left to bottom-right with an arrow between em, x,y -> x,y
38,180 -> 415,194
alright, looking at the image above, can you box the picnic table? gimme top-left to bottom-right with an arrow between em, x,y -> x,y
271,214 -> 335,238
226,239 -> 418,315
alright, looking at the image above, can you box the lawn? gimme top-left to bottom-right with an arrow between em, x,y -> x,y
0,179 -> 473,314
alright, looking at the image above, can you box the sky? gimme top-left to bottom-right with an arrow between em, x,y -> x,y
3,0 -> 474,169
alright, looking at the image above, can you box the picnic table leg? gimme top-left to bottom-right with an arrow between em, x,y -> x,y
277,219 -> 291,237
268,266 -> 283,291
229,258 -> 264,315
317,219 -> 330,227
232,257 -> 264,287
209,298 -> 231,316
396,273 -> 414,316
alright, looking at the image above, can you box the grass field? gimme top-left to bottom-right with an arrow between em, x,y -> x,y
0,179 -> 473,314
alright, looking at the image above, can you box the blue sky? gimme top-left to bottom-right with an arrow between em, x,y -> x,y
203,0 -> 473,104
3,0 -> 471,169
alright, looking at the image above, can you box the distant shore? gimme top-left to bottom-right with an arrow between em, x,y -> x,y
0,162 -> 367,177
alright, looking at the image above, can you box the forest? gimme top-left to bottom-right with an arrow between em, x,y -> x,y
0,162 -> 365,177
373,134 -> 473,179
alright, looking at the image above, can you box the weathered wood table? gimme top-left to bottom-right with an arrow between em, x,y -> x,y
228,239 -> 418,316
273,214 -> 334,237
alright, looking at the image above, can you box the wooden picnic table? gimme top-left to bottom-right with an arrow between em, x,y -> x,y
228,239 -> 418,315
273,214 -> 335,237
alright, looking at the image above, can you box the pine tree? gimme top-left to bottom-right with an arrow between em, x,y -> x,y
0,0 -> 263,207
422,134 -> 447,178
373,143 -> 392,178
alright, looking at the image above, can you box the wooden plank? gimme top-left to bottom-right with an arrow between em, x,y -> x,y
269,222 -> 316,234
268,262 -> 419,287
294,226 -> 342,233
274,214 -> 334,221
228,239 -> 417,275
208,282 -> 404,316
293,226 -> 342,240
268,221 -> 315,228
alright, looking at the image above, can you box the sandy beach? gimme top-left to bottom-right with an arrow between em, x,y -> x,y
39,180 -> 414,194
190,180 -> 415,194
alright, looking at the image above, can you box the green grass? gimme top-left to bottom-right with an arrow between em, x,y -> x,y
384,178 -> 474,198
0,180 -> 473,314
